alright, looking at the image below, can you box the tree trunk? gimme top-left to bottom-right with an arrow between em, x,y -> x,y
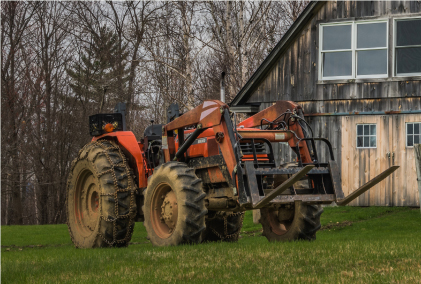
239,2 -> 248,85
225,1 -> 234,100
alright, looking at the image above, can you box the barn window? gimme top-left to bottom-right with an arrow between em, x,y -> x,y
395,18 -> 421,76
321,23 -> 352,78
320,21 -> 388,80
406,122 -> 421,147
356,22 -> 388,77
357,124 -> 376,148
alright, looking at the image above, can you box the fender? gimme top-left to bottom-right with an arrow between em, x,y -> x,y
92,131 -> 148,188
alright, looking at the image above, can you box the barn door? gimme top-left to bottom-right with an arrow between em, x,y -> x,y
341,115 -> 394,206
389,114 -> 421,207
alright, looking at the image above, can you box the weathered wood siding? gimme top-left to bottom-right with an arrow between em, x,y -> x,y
242,1 -> 421,206
244,1 -> 421,105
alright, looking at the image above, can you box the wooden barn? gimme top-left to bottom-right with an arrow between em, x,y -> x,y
230,1 -> 421,206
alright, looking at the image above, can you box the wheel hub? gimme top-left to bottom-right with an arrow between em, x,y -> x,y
74,171 -> 100,237
160,191 -> 178,232
89,190 -> 99,213
151,183 -> 179,239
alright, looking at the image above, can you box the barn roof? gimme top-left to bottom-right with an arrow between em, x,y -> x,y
230,1 -> 325,109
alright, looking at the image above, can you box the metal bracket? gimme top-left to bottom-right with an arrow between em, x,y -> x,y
253,165 -> 315,209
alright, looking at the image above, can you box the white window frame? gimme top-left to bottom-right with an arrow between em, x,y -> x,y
319,21 -> 354,80
356,124 -> 377,149
393,17 -> 421,77
319,20 -> 389,80
405,122 -> 421,148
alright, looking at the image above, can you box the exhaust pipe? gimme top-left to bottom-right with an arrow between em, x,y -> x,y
220,72 -> 226,103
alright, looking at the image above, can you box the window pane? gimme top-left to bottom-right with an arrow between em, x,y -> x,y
357,125 -> 363,135
415,123 -> 420,134
370,125 -> 376,136
357,136 -> 363,147
370,136 -> 376,147
396,19 -> 421,46
323,52 -> 352,77
357,22 -> 387,48
408,135 -> 413,147
415,135 -> 420,145
323,25 -> 352,50
364,125 -> 370,135
357,50 -> 387,75
396,47 -> 421,74
364,137 -> 369,147
408,123 -> 413,134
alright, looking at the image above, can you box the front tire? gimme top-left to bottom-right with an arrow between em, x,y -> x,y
260,201 -> 323,242
66,140 -> 137,248
143,162 -> 207,246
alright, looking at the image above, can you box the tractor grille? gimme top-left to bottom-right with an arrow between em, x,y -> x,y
239,139 -> 275,168
240,142 -> 266,155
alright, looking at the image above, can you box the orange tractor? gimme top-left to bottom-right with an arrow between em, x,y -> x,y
66,100 -> 398,248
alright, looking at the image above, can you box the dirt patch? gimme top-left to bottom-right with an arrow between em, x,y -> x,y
129,241 -> 150,245
1,244 -> 72,251
240,229 -> 263,237
321,220 -> 353,231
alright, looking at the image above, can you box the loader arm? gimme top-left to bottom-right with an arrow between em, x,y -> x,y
162,100 -> 239,185
238,101 -> 312,164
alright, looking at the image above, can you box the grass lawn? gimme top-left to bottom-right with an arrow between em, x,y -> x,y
2,206 -> 421,283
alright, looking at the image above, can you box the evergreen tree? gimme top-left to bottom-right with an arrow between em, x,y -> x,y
67,26 -> 129,113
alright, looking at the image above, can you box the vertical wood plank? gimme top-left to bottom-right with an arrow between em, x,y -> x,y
359,149 -> 366,205
378,115 -> 386,205
280,56 -> 285,101
369,143 -> 376,205
331,0 -> 337,19
399,114 -> 406,206
350,116 -> 357,205
310,18 -> 318,99
356,1 -> 364,18
414,144 -> 421,212
337,0 -> 344,18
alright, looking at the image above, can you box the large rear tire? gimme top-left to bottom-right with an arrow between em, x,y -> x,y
260,201 -> 323,242
143,162 -> 207,246
66,140 -> 137,248
202,211 -> 244,242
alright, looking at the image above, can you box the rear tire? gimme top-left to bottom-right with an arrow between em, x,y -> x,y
143,162 -> 207,246
66,140 -> 137,248
260,201 -> 323,242
202,211 -> 244,242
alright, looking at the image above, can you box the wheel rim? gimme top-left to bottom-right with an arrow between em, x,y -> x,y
73,169 -> 100,237
267,209 -> 293,236
151,183 -> 178,239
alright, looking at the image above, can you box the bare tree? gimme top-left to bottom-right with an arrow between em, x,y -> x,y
1,0 -> 310,225
1,1 -> 39,225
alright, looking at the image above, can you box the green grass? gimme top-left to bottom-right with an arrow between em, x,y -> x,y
2,207 -> 421,283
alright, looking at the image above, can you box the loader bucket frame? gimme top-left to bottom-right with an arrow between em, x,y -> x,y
237,129 -> 399,208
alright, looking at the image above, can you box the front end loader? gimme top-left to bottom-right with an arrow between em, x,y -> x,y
66,100 -> 398,248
